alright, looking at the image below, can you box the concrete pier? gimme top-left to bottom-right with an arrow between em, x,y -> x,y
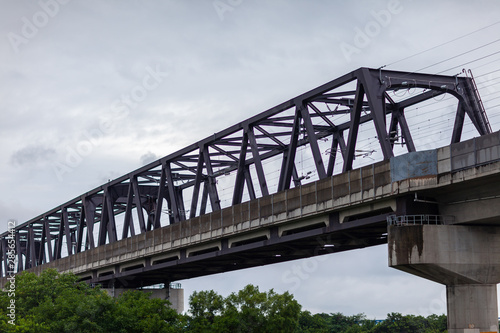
447,285 -> 498,333
104,283 -> 184,314
389,224 -> 500,333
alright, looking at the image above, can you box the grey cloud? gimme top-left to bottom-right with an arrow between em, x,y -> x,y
10,145 -> 56,167
140,151 -> 158,165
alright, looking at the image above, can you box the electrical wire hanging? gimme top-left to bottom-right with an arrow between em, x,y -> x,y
385,20 -> 500,68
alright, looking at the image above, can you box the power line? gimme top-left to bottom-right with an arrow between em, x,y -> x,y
476,68 -> 500,78
470,57 -> 500,71
412,38 -> 500,74
436,50 -> 500,75
385,20 -> 500,68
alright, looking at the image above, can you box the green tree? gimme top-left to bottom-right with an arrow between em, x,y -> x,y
0,269 -> 449,333
299,312 -> 377,333
0,269 -> 181,333
299,310 -> 330,332
187,289 -> 225,332
298,311 -> 447,333
113,290 -> 183,333
186,284 -> 301,333
425,314 -> 447,332
371,312 -> 447,333
265,288 -> 301,332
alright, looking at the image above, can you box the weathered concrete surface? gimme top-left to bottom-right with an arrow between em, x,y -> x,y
447,284 -> 497,333
167,287 -> 184,314
389,225 -> 500,333
389,225 -> 500,284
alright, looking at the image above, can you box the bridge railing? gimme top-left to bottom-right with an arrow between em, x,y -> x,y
387,215 -> 455,226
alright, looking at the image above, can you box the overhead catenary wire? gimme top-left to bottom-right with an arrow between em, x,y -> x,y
475,68 -> 500,78
436,49 -> 500,75
407,38 -> 500,75
384,20 -> 500,68
469,58 -> 500,72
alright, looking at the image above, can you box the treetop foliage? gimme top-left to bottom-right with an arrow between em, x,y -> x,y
0,269 -> 182,333
0,269 -> 448,332
187,284 -> 302,332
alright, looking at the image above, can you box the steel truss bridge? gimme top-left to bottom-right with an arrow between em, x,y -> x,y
0,67 -> 493,285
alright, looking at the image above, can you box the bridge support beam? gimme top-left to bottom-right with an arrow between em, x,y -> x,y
388,225 -> 500,333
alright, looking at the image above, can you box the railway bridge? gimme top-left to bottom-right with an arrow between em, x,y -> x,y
1,67 -> 498,333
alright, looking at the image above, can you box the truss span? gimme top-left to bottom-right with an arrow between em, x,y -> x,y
0,67 -> 492,276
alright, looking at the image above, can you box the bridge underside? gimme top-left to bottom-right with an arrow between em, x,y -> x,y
92,214 -> 388,288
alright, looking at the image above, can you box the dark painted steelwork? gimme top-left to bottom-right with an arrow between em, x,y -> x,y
0,67 -> 492,277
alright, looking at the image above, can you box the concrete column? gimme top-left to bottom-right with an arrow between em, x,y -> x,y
447,284 -> 498,333
388,225 -> 500,333
167,287 -> 184,314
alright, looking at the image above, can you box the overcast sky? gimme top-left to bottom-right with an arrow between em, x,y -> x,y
1,0 -> 500,318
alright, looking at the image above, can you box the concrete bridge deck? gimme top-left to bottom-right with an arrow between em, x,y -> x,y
2,130 -> 499,289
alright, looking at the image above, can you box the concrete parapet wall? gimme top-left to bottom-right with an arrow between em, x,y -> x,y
451,131 -> 500,170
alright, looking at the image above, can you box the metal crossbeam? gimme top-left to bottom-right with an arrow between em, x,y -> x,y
0,67 -> 492,276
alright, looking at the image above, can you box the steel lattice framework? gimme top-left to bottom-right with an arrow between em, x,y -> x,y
0,67 -> 492,276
